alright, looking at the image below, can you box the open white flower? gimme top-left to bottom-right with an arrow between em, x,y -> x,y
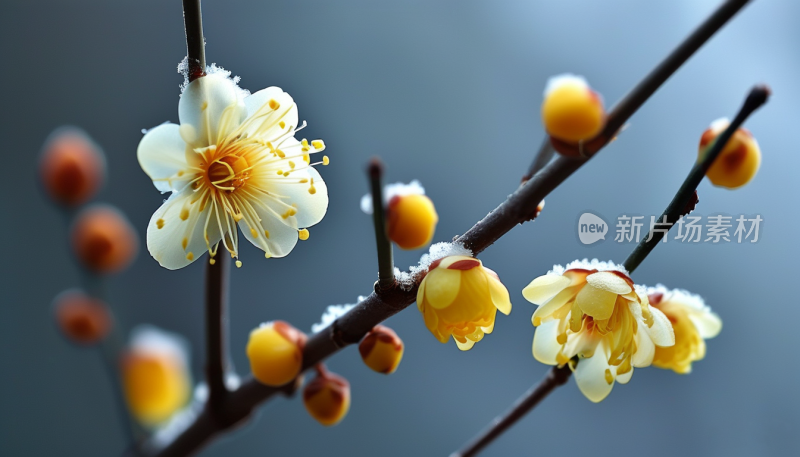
138,70 -> 329,269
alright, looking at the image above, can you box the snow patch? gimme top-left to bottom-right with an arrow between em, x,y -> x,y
395,241 -> 472,290
360,180 -> 426,214
311,297 -> 367,333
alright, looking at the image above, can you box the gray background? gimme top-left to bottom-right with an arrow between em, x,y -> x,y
1,0 -> 797,456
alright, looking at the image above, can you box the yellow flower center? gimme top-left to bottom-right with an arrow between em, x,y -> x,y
205,153 -> 251,192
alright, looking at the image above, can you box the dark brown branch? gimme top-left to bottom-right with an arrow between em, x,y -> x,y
368,158 -> 395,290
143,1 -> 753,455
450,366 -> 572,457
623,84 -> 769,273
182,0 -> 206,82
205,253 -> 230,416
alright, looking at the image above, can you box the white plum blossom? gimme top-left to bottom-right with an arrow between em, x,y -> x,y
138,69 -> 329,269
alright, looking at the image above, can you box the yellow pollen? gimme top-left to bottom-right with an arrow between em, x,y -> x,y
299,178 -> 308,184
180,208 -> 189,221
281,208 -> 297,219
186,252 -> 194,261
288,161 -> 296,169
276,149 -> 286,158
604,368 -> 613,385
182,238 -> 188,250
209,258 -> 216,265
177,170 -> 185,177
264,252 -> 272,259
311,140 -> 324,149
322,156 -> 330,166
301,139 -> 309,148
233,213 -> 244,222
298,229 -> 309,240
308,186 -> 316,195
236,260 -> 243,268
269,99 -> 280,110
283,172 -> 290,177
303,153 -> 310,163
279,121 -> 286,129
277,170 -> 283,175
156,219 -> 165,229
201,101 -> 208,111
263,230 -> 270,238
250,228 -> 258,238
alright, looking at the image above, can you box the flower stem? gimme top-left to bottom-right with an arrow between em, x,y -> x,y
450,365 -> 572,457
182,0 -> 206,82
368,158 -> 395,290
623,85 -> 769,274
522,0 -> 752,178
205,253 -> 230,415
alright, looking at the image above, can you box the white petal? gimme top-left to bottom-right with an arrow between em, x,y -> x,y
234,193 -> 300,258
532,320 -> 560,365
179,74 -> 245,149
242,87 -> 299,139
647,307 -> 676,347
632,327 -> 655,367
586,271 -> 632,295
616,367 -> 634,384
687,310 -> 722,339
274,167 -> 328,228
522,274 -> 571,304
574,341 -> 614,403
146,189 -> 223,270
137,123 -> 195,192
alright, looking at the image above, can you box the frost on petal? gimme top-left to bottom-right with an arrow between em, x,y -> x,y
137,123 -> 197,193
146,189 -> 223,270
360,180 -> 426,215
586,271 -> 632,295
179,73 -> 246,149
564,259 -> 628,275
394,242 -> 472,291
543,73 -> 590,97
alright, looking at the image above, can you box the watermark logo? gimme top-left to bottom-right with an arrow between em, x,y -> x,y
578,212 -> 608,245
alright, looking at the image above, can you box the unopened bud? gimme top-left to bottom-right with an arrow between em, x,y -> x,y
71,205 -> 139,274
247,321 -> 307,387
542,74 -> 605,148
387,194 -> 438,250
39,127 -> 105,206
53,290 -> 112,345
699,118 -> 761,189
303,366 -> 351,426
358,325 -> 404,374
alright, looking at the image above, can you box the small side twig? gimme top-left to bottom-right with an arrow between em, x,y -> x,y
623,84 -> 769,273
368,158 -> 395,290
450,365 -> 572,457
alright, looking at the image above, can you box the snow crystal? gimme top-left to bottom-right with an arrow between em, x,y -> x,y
129,325 -> 190,365
645,284 -> 709,312
360,180 -> 426,214
311,297 -> 367,333
543,73 -> 589,97
546,259 -> 628,276
177,58 -> 250,98
395,241 -> 473,290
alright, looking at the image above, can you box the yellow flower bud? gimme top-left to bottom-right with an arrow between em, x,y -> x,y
541,74 -> 605,145
416,256 -> 512,350
387,194 -> 438,250
246,321 -> 307,387
303,366 -> 351,426
71,205 -> 139,274
358,325 -> 404,374
53,290 -> 112,345
699,118 -> 761,189
121,327 -> 190,425
39,127 -> 105,207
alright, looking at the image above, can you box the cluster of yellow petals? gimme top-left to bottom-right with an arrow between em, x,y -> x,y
417,256 -> 511,351
523,261 -> 674,402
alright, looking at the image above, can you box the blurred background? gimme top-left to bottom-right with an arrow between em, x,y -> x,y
1,0 -> 797,455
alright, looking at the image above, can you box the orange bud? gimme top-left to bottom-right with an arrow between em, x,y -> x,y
53,290 -> 112,345
247,321 -> 307,386
358,325 -> 404,374
303,366 -> 351,426
39,127 -> 105,206
71,205 -> 139,274
698,119 -> 761,189
387,194 -> 438,250
541,74 -> 605,148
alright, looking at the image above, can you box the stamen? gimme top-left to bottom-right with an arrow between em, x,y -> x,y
299,229 -> 309,240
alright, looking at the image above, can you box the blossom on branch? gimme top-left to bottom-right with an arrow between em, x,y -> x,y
303,365 -> 350,426
358,325 -> 404,374
361,180 -> 438,250
417,256 -> 511,350
247,321 -> 307,387
699,118 -> 761,189
138,69 -> 329,269
523,259 -> 674,402
541,74 -> 606,147
647,285 -> 722,374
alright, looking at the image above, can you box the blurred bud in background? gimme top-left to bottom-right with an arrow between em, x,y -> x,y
53,289 -> 112,345
541,74 -> 606,155
303,365 -> 350,426
39,127 -> 106,207
71,204 -> 139,274
121,326 -> 191,426
358,325 -> 404,374
247,321 -> 307,387
699,118 -> 761,189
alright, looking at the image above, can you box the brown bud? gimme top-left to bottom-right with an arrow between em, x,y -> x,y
71,205 -> 139,274
39,127 -> 105,206
359,325 -> 404,374
53,290 -> 112,345
303,366 -> 351,426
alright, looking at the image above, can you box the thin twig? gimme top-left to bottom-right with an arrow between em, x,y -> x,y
450,366 -> 572,457
205,253 -> 230,415
182,0 -> 206,82
521,140 -> 556,183
623,85 -> 769,273
368,158 -> 395,290
143,1 -> 753,455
